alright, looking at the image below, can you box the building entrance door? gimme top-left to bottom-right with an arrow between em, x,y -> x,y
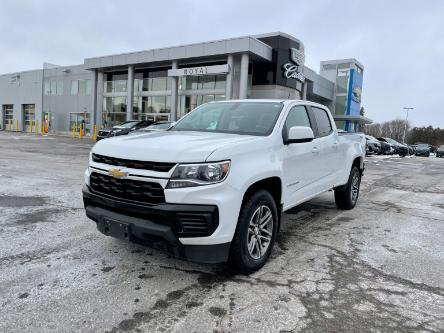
23,104 -> 35,132
2,105 -> 13,130
69,112 -> 90,134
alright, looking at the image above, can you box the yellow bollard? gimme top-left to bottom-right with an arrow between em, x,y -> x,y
29,120 -> 33,133
41,122 -> 44,135
16,119 -> 19,132
80,123 -> 83,139
93,125 -> 97,141
35,120 -> 38,135
71,124 -> 75,139
8,119 -> 12,131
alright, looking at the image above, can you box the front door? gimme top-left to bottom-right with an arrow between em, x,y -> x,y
281,105 -> 323,208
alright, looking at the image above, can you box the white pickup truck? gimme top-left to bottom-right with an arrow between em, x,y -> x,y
83,100 -> 365,273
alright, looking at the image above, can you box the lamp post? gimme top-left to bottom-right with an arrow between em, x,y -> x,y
402,107 -> 414,144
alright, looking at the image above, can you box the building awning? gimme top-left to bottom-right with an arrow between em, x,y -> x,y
84,36 -> 272,70
333,114 -> 373,124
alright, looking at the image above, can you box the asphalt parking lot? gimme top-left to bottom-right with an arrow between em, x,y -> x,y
1,132 -> 443,333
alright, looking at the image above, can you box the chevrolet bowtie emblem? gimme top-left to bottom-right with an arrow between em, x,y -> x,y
108,168 -> 128,179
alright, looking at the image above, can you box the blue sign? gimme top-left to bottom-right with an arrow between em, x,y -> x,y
345,69 -> 363,131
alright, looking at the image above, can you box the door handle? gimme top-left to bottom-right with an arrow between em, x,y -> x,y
312,147 -> 320,154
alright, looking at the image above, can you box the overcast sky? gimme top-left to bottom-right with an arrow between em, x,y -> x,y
1,0 -> 443,127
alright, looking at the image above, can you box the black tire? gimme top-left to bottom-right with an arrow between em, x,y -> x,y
229,190 -> 278,275
334,166 -> 361,210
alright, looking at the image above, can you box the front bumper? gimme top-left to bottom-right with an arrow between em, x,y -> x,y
82,185 -> 230,263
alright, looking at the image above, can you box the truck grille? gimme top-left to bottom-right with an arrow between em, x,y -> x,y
89,172 -> 165,204
92,153 -> 175,172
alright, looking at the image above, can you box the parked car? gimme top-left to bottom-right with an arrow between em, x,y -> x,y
415,143 -> 431,157
407,145 -> 416,155
83,100 -> 366,274
377,137 -> 409,157
132,121 -> 175,134
365,135 -> 382,155
376,137 -> 395,155
436,145 -> 444,158
96,120 -> 153,141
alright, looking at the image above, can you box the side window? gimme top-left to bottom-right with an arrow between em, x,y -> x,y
282,105 -> 312,141
312,107 -> 332,137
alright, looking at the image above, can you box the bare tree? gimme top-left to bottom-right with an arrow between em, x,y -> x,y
365,119 -> 410,141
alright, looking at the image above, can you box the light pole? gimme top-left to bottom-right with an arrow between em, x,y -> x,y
402,107 -> 414,144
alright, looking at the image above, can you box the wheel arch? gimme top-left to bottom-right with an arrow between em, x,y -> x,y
240,176 -> 283,231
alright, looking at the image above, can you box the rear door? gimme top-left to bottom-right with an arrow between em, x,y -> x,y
308,106 -> 342,190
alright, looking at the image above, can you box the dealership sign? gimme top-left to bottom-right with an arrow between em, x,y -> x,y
352,86 -> 362,103
282,48 -> 305,83
168,64 -> 230,77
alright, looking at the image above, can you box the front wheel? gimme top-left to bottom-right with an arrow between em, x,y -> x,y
229,190 -> 278,275
334,166 -> 361,210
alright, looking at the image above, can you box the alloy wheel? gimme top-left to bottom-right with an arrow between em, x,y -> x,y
351,172 -> 360,204
247,205 -> 273,260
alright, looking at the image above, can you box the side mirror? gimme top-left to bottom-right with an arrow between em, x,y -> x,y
285,126 -> 314,144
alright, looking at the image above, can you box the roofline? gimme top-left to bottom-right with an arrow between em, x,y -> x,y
84,35 -> 274,69
333,114 -> 372,124
252,31 -> 304,49
320,58 -> 364,70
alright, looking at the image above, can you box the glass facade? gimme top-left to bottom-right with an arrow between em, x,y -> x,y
335,95 -> 347,115
105,80 -> 127,93
179,75 -> 225,90
133,96 -> 171,120
336,70 -> 349,94
102,97 -> 127,127
101,67 -> 228,124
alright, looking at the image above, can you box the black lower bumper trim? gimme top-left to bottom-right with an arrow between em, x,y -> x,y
83,185 -> 229,263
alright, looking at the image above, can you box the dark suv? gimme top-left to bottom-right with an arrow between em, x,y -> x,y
436,145 -> 444,158
377,137 -> 409,157
415,144 -> 431,157
365,135 -> 382,155
97,120 -> 153,141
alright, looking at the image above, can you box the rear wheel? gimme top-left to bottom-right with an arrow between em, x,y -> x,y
334,166 -> 361,210
229,190 -> 278,275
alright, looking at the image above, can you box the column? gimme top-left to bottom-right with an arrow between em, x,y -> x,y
225,55 -> 234,100
170,60 -> 178,121
96,71 -> 104,128
239,53 -> 249,99
91,69 -> 98,130
126,65 -> 134,121
302,81 -> 308,100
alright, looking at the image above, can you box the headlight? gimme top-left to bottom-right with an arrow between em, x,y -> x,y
166,161 -> 230,188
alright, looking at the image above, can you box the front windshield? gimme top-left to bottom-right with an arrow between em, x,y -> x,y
417,144 -> 429,148
172,102 -> 284,136
385,138 -> 398,145
440,145 -> 444,149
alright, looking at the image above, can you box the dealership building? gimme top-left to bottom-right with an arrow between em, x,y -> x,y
0,32 -> 371,134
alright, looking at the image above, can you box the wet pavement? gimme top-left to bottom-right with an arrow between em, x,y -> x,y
1,132 -> 443,332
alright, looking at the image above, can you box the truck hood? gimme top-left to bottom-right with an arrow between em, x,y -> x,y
92,131 -> 264,163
